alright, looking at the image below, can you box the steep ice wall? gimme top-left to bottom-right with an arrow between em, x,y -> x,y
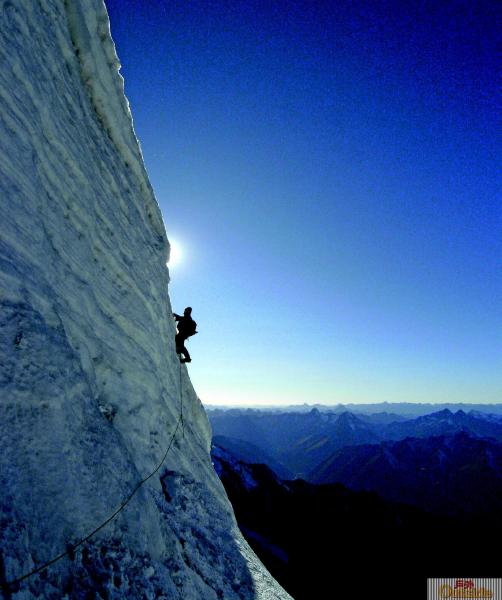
0,1 -> 291,598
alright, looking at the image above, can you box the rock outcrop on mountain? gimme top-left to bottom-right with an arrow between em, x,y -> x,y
0,1 -> 289,598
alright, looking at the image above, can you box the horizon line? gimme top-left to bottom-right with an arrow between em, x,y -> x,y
203,401 -> 502,408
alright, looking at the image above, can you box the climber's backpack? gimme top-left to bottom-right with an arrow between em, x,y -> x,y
186,319 -> 197,337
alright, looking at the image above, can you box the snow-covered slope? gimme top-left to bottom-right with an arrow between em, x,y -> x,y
0,1 -> 291,598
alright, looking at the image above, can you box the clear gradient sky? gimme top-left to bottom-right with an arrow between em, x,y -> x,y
105,0 -> 501,406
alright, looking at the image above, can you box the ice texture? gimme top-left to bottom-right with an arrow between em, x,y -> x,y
0,1 -> 291,598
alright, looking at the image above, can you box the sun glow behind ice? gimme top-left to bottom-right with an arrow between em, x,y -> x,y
167,238 -> 183,268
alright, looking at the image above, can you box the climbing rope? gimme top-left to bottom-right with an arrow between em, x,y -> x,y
1,377 -> 185,594
179,359 -> 185,438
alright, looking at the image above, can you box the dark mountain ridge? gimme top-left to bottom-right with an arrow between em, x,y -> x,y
382,408 -> 502,441
310,431 -> 502,519
212,443 -> 501,600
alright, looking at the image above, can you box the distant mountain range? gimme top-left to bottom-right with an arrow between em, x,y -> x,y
208,407 -> 502,478
212,435 -> 294,479
207,402 -> 502,417
210,406 -> 502,598
279,410 -> 379,476
310,431 -> 502,518
381,408 -> 502,441
212,443 -> 501,600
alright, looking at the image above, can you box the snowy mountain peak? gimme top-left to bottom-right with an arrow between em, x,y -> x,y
432,408 -> 454,418
0,1 -> 290,598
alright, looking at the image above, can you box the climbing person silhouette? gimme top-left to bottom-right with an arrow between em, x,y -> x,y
173,307 -> 197,363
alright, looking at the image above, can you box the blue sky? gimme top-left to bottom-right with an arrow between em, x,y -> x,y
105,0 -> 500,405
